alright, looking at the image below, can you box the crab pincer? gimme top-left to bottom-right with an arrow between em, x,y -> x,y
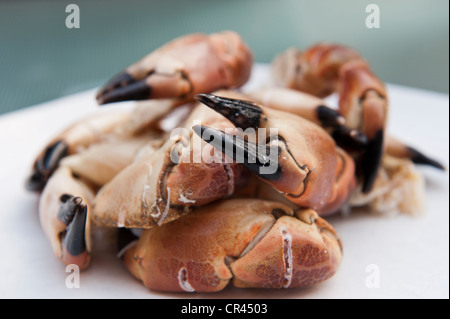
96,31 -> 253,105
25,110 -> 133,192
59,195 -> 89,267
39,167 -> 93,270
338,60 -> 388,193
272,44 -> 389,192
193,93 -> 356,214
247,87 -> 369,152
26,141 -> 69,192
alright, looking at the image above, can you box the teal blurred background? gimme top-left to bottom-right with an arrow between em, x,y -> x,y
0,0 -> 448,115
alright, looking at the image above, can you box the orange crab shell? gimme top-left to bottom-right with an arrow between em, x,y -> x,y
123,199 -> 343,292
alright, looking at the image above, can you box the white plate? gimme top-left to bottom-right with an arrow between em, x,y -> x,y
0,64 -> 448,299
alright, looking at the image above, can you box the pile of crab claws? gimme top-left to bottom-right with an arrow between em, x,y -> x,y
25,140 -> 68,192
25,33 -> 447,293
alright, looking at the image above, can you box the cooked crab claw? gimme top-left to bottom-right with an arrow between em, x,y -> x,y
195,92 -> 366,153
271,44 -> 389,193
97,31 -> 253,105
193,123 -> 319,208
39,166 -> 93,270
122,199 -> 343,292
96,72 -> 153,105
194,93 -> 355,212
338,61 -> 388,193
26,140 -> 68,191
25,110 -> 138,192
59,195 -> 89,267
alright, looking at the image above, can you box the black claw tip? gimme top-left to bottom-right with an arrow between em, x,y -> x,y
25,171 -> 47,192
25,140 -> 68,192
407,147 -> 446,171
194,94 -> 263,130
62,197 -> 88,256
58,194 -> 83,225
361,130 -> 384,193
96,72 -> 135,100
97,80 -> 151,105
316,105 -> 346,127
193,125 -> 282,180
331,126 -> 368,152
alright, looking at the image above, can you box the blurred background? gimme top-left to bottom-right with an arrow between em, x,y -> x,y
0,0 -> 448,115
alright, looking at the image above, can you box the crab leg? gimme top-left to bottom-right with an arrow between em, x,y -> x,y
96,31 -> 253,105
